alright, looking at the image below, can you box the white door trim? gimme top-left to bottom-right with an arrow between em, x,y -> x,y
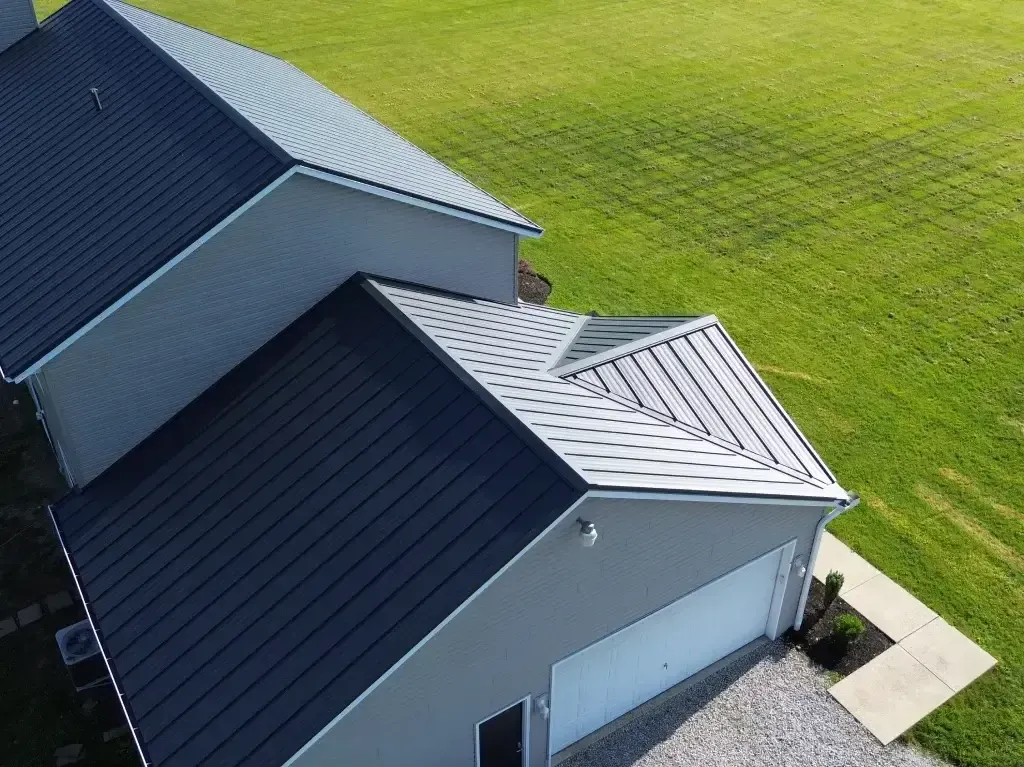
476,695 -> 531,767
546,538 -> 797,763
766,539 -> 797,639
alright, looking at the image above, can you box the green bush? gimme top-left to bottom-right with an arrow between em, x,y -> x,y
824,570 -> 845,608
831,613 -> 865,649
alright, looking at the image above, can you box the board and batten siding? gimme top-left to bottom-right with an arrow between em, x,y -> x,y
35,173 -> 518,484
288,496 -> 825,767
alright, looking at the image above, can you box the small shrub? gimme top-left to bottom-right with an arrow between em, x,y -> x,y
831,612 -> 865,651
824,570 -> 844,608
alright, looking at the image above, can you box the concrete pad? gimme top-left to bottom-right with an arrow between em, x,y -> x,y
813,532 -> 880,595
830,645 -> 954,744
45,591 -> 74,613
54,744 -> 84,766
17,603 -> 42,627
103,726 -> 130,742
843,573 -> 937,641
0,617 -> 17,639
901,617 -> 997,692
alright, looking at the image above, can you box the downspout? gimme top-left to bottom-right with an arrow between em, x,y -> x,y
793,491 -> 861,631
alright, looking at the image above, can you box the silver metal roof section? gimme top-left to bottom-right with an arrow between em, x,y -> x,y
102,0 -> 541,236
560,317 -> 836,485
556,315 -> 698,366
370,279 -> 847,503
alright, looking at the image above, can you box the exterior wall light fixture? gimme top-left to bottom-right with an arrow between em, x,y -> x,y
534,694 -> 550,720
577,517 -> 598,547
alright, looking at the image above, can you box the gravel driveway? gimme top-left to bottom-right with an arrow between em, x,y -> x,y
561,642 -> 943,767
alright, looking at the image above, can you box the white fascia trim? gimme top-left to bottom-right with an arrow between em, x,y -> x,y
13,167 -> 299,382
295,166 -> 543,238
280,493 -> 591,767
587,489 -> 840,507
549,314 -> 720,378
49,505 -> 151,767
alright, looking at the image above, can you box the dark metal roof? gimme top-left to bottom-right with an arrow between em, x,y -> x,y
374,279 -> 846,501
52,277 -> 582,767
0,0 -> 286,379
104,0 -> 542,235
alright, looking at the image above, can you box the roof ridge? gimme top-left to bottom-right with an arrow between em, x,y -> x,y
93,0 -> 293,165
362,277 -> 589,494
550,314 -> 718,377
280,56 -> 544,235
566,376 -> 830,489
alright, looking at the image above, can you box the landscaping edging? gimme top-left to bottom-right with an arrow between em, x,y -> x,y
787,579 -> 893,677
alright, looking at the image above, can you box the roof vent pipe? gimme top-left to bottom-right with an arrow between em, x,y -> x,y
793,492 -> 861,631
0,0 -> 37,55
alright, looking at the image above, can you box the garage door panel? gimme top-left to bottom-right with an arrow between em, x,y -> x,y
550,544 -> 792,754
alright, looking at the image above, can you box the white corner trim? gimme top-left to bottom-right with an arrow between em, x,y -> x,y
12,167 -> 299,382
48,505 -> 151,767
279,493 -> 591,767
549,315 -> 720,378
766,538 -> 798,639
295,166 -> 542,238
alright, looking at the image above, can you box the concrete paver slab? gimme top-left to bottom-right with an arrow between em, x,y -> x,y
901,618 -> 996,692
843,573 -> 936,641
830,645 -> 954,744
0,617 -> 17,638
45,590 -> 74,613
17,603 -> 42,627
813,532 -> 880,595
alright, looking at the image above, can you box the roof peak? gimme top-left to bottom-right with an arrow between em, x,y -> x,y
99,0 -> 541,234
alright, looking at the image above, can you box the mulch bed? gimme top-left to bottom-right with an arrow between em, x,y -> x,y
787,579 -> 893,676
518,259 -> 551,304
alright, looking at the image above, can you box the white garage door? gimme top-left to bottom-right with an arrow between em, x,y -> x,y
549,542 -> 795,755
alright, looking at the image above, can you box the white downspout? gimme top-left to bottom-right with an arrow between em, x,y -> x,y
793,492 -> 861,631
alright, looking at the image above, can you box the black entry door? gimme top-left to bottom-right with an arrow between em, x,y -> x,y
478,700 -> 525,767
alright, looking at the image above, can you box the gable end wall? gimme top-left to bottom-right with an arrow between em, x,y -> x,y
37,173 -> 518,484
288,495 -> 824,767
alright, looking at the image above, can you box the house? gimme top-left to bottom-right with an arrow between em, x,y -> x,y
0,1 -> 854,766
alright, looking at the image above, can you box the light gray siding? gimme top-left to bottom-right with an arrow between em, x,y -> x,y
289,496 -> 825,767
37,173 -> 518,484
0,0 -> 35,54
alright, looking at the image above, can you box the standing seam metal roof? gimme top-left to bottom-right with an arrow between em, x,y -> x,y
0,0 -> 285,378
102,0 -> 541,234
372,279 -> 845,502
52,277 -> 581,767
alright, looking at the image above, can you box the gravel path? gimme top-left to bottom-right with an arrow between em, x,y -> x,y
562,642 -> 944,767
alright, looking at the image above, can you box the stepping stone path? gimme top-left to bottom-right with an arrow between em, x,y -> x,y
814,532 -> 996,744
1,591 -> 76,641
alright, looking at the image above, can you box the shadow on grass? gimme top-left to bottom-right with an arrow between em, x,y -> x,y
0,381 -> 137,767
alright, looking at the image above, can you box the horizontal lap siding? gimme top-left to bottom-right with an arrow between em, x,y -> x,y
289,497 -> 825,767
39,174 -> 517,484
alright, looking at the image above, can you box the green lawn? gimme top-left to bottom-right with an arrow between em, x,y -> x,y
37,0 -> 1024,764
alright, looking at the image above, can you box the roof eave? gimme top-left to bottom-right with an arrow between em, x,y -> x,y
587,483 -> 851,507
296,165 -> 542,237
